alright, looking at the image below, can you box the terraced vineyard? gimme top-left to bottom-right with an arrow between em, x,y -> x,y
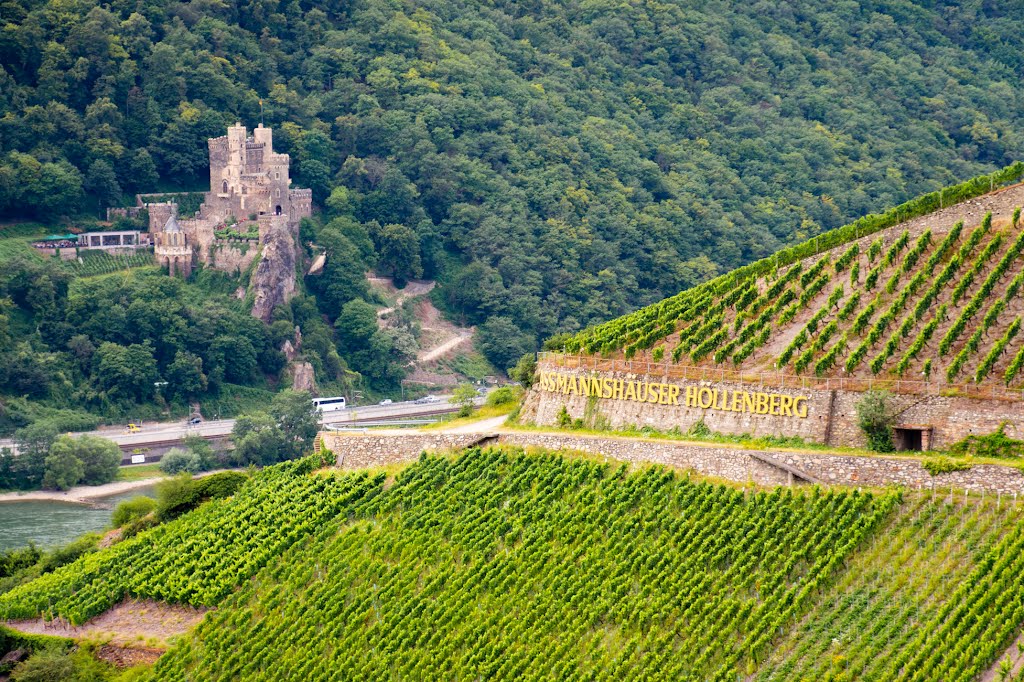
560,166 -> 1024,393
758,492 -> 1024,681
0,458 -> 382,625
4,448 -> 1024,680
146,449 -> 896,681
61,250 -> 157,277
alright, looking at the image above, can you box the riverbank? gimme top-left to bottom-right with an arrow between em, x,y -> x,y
0,478 -> 164,505
0,469 -> 237,505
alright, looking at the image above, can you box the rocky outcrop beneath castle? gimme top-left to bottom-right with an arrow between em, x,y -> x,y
287,361 -> 315,392
250,225 -> 296,322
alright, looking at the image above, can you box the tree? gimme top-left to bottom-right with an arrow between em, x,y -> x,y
42,449 -> 85,491
231,412 -> 287,466
165,350 -> 208,402
856,391 -> 896,452
477,317 -> 536,373
334,299 -> 379,352
372,223 -> 423,287
122,148 -> 158,193
183,434 -> 217,469
32,159 -> 84,220
269,390 -> 319,460
450,383 -> 478,417
51,435 -> 120,485
306,227 -> 371,319
209,336 -> 258,385
298,158 -> 332,204
83,159 -> 121,212
93,341 -> 158,403
509,353 -> 538,388
11,422 -> 61,489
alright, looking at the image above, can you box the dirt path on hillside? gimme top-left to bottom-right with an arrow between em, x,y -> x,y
5,599 -> 207,648
369,276 -> 436,318
419,330 -> 473,363
414,298 -> 475,364
367,275 -> 476,368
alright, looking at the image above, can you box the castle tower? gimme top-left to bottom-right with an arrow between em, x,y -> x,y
147,202 -> 175,234
153,214 -> 192,278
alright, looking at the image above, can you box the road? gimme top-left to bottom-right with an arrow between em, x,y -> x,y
0,394 -> 472,453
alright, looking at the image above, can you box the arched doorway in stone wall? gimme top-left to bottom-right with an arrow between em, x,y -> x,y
222,180 -> 229,194
275,205 -> 282,215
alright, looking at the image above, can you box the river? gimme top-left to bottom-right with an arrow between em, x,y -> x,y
0,486 -> 158,552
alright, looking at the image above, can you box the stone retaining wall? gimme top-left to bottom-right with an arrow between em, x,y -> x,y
320,430 -> 1024,494
498,433 -> 1024,494
322,433 -> 489,469
520,363 -> 1022,449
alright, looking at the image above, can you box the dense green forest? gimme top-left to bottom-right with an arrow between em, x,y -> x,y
0,256 -> 382,434
3,0 -> 1024,361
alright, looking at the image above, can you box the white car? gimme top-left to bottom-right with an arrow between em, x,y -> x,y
379,399 -> 393,405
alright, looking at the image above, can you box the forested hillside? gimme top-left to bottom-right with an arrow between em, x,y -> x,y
3,0 -> 1024,359
4,447 -> 1024,680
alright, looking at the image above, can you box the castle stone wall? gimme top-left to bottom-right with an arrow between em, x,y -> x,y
212,242 -> 259,275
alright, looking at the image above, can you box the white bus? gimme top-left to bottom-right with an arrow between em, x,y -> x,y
313,396 -> 347,413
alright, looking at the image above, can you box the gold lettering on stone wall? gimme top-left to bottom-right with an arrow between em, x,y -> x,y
537,372 -> 809,419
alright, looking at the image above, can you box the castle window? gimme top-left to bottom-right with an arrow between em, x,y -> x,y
276,188 -> 281,197
275,172 -> 280,179
222,180 -> 228,193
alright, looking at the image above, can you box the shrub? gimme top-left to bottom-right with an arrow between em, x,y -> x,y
0,546 -> 42,580
155,475 -> 202,522
111,496 -> 156,527
556,405 -> 572,428
856,391 -> 896,452
155,472 -> 248,522
922,457 -> 973,476
949,423 -> 1024,459
10,649 -> 75,682
38,534 -> 98,574
486,386 -> 521,406
160,449 -> 204,475
193,471 -> 248,500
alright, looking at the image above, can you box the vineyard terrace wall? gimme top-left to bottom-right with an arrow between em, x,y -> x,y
318,431 -> 1024,495
520,363 -> 1023,450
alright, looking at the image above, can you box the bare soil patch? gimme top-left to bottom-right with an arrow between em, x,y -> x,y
5,599 -> 207,648
95,644 -> 164,668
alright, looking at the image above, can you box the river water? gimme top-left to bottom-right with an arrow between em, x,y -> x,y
0,486 -> 158,552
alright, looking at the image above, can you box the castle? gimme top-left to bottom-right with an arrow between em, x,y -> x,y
149,123 -> 312,277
